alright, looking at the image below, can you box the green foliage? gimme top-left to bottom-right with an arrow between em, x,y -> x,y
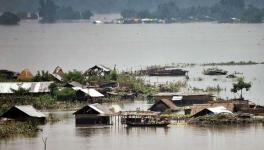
54,87 -> 76,101
121,9 -> 137,18
39,0 -> 58,23
32,70 -> 53,82
0,12 -> 20,25
159,81 -> 187,92
0,121 -> 39,138
110,69 -> 118,81
10,87 -> 30,95
231,77 -> 251,99
241,5 -> 264,23
56,6 -> 81,20
82,10 -> 93,19
117,73 -> 158,94
63,70 -> 86,84
48,82 -> 58,96
34,95 -> 56,109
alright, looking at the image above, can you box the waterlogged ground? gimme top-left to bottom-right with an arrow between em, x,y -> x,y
1,110 -> 264,150
144,64 -> 264,105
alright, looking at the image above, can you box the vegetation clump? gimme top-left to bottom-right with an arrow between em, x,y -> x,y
0,12 -> 20,25
0,121 -> 39,138
231,77 -> 251,99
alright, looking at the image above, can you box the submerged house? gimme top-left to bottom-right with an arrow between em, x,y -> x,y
190,101 -> 235,115
0,82 -> 53,96
192,106 -> 233,118
154,93 -> 214,106
72,87 -> 104,101
0,105 -> 46,122
149,99 -> 179,112
73,103 -> 112,124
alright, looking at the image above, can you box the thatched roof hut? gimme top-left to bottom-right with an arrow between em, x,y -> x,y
149,99 -> 180,112
18,69 -> 33,81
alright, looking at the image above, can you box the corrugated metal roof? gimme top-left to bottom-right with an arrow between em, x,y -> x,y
52,74 -> 63,81
207,106 -> 233,114
15,105 -> 46,118
0,82 -> 53,94
72,87 -> 104,97
73,103 -> 112,115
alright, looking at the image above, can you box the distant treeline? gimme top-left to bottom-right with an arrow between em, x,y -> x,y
39,0 -> 93,22
1,0 -> 264,13
121,0 -> 264,23
0,0 -> 94,24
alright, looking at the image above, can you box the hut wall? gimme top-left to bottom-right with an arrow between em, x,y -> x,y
174,95 -> 212,106
75,114 -> 110,124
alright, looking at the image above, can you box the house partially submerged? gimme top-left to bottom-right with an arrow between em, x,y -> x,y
72,87 -> 104,101
73,103 -> 112,124
0,82 -> 53,95
154,93 -> 214,106
17,69 -> 33,81
192,106 -> 233,118
0,69 -> 19,80
190,101 -> 235,115
0,105 -> 46,122
85,65 -> 111,76
148,99 -> 179,112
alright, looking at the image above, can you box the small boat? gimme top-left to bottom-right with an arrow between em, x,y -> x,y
126,122 -> 169,127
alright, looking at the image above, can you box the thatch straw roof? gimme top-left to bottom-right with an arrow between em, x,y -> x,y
17,69 -> 33,81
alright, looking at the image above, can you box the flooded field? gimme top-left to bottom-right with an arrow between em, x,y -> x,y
1,108 -> 264,150
144,64 -> 264,105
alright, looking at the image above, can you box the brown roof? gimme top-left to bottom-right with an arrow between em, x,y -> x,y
18,69 -> 33,81
53,66 -> 64,77
149,99 -> 179,111
191,101 -> 235,115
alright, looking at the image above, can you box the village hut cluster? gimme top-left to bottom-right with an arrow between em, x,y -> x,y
1,65 -> 264,127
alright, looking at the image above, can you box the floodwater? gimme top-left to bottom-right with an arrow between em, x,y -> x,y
0,20 -> 263,104
144,64 -> 264,105
1,19 -> 264,149
0,20 -> 263,71
1,107 -> 264,150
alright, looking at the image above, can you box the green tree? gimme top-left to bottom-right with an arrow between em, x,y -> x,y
231,77 -> 251,99
82,10 -> 93,19
121,9 -> 137,18
33,70 -> 53,81
39,0 -> 58,23
0,12 -> 20,25
10,86 -> 30,95
63,70 -> 86,84
56,6 -> 81,20
241,5 -> 263,23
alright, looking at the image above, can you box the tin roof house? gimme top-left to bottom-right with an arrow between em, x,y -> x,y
0,105 -> 46,122
0,82 -> 53,95
73,103 -> 112,124
192,106 -> 233,118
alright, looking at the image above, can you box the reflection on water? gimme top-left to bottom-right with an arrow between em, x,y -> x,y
1,110 -> 264,150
